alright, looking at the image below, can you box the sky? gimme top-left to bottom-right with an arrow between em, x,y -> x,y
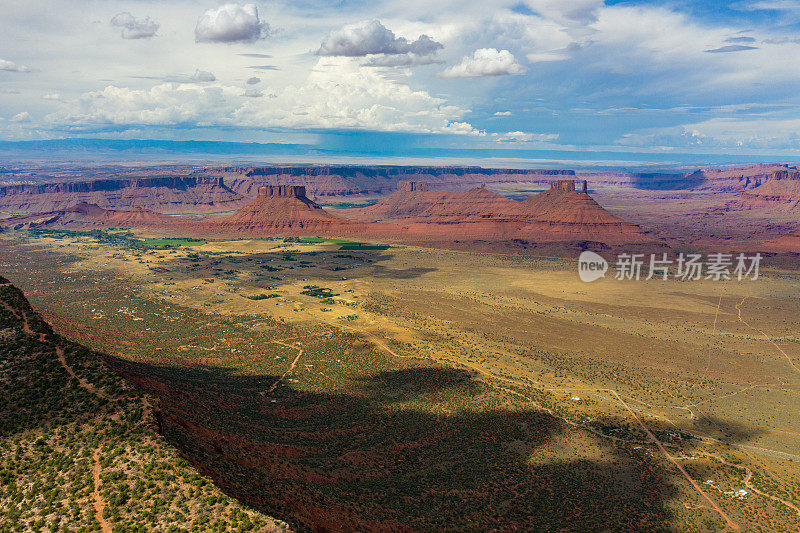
3,0 -> 800,164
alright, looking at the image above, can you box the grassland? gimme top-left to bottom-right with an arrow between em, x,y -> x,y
1,229 -> 799,531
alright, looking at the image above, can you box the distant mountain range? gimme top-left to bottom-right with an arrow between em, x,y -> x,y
1,138 -> 798,171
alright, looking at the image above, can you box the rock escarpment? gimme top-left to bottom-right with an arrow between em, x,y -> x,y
0,176 -> 243,214
218,166 -> 576,197
686,164 -> 792,192
735,170 -> 800,210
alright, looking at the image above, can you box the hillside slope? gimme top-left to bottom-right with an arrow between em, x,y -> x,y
0,277 -> 287,532
0,202 -> 178,231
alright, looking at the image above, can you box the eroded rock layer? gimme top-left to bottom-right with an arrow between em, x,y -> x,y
0,176 -> 243,214
736,170 -> 800,210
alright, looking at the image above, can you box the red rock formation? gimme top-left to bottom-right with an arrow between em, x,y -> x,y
342,179 -> 651,244
0,176 -> 243,214
213,185 -> 350,233
0,202 -> 176,230
517,181 -> 651,244
341,181 -> 524,223
216,166 -> 577,197
735,170 -> 800,210
687,163 -> 792,192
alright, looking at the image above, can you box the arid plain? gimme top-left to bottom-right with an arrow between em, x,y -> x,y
2,164 -> 800,531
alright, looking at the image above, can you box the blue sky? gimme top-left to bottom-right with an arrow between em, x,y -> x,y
3,1 -> 800,164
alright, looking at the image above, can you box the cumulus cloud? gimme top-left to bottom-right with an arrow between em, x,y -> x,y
705,44 -> 759,53
246,77 -> 261,85
0,59 -> 30,73
42,93 -> 62,100
494,131 -> 558,142
195,3 -> 268,43
110,12 -> 159,39
440,49 -> 525,78
47,58 -> 477,135
493,111 -> 512,116
10,112 -> 32,123
317,20 -> 443,65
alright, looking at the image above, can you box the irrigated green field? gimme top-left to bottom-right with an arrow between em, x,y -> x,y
1,230 -> 799,531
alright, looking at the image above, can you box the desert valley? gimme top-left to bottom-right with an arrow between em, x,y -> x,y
1,162 -> 799,531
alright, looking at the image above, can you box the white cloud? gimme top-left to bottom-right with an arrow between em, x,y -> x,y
10,112 -> 32,123
524,0 -> 605,25
363,54 -> 443,67
440,48 -> 525,78
494,131 -> 558,142
47,57 -> 477,135
493,111 -> 512,116
317,20 -> 442,58
195,3 -> 268,43
110,12 -> 159,40
0,59 -> 30,72
619,116 -> 800,149
42,93 -> 62,100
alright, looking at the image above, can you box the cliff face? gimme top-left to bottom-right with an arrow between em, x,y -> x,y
518,181 -> 650,244
735,170 -> 800,210
217,166 -> 576,197
0,176 -> 243,214
687,163 -> 792,192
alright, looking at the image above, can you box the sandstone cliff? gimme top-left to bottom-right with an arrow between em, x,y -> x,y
735,169 -> 800,210
0,176 -> 243,214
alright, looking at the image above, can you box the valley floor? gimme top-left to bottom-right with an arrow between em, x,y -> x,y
1,230 -> 799,531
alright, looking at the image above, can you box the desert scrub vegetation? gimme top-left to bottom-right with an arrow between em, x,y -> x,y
0,280 -> 289,532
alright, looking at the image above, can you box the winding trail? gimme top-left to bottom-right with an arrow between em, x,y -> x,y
92,445 -> 112,533
2,295 -> 115,532
699,291 -> 725,386
698,451 -> 800,519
